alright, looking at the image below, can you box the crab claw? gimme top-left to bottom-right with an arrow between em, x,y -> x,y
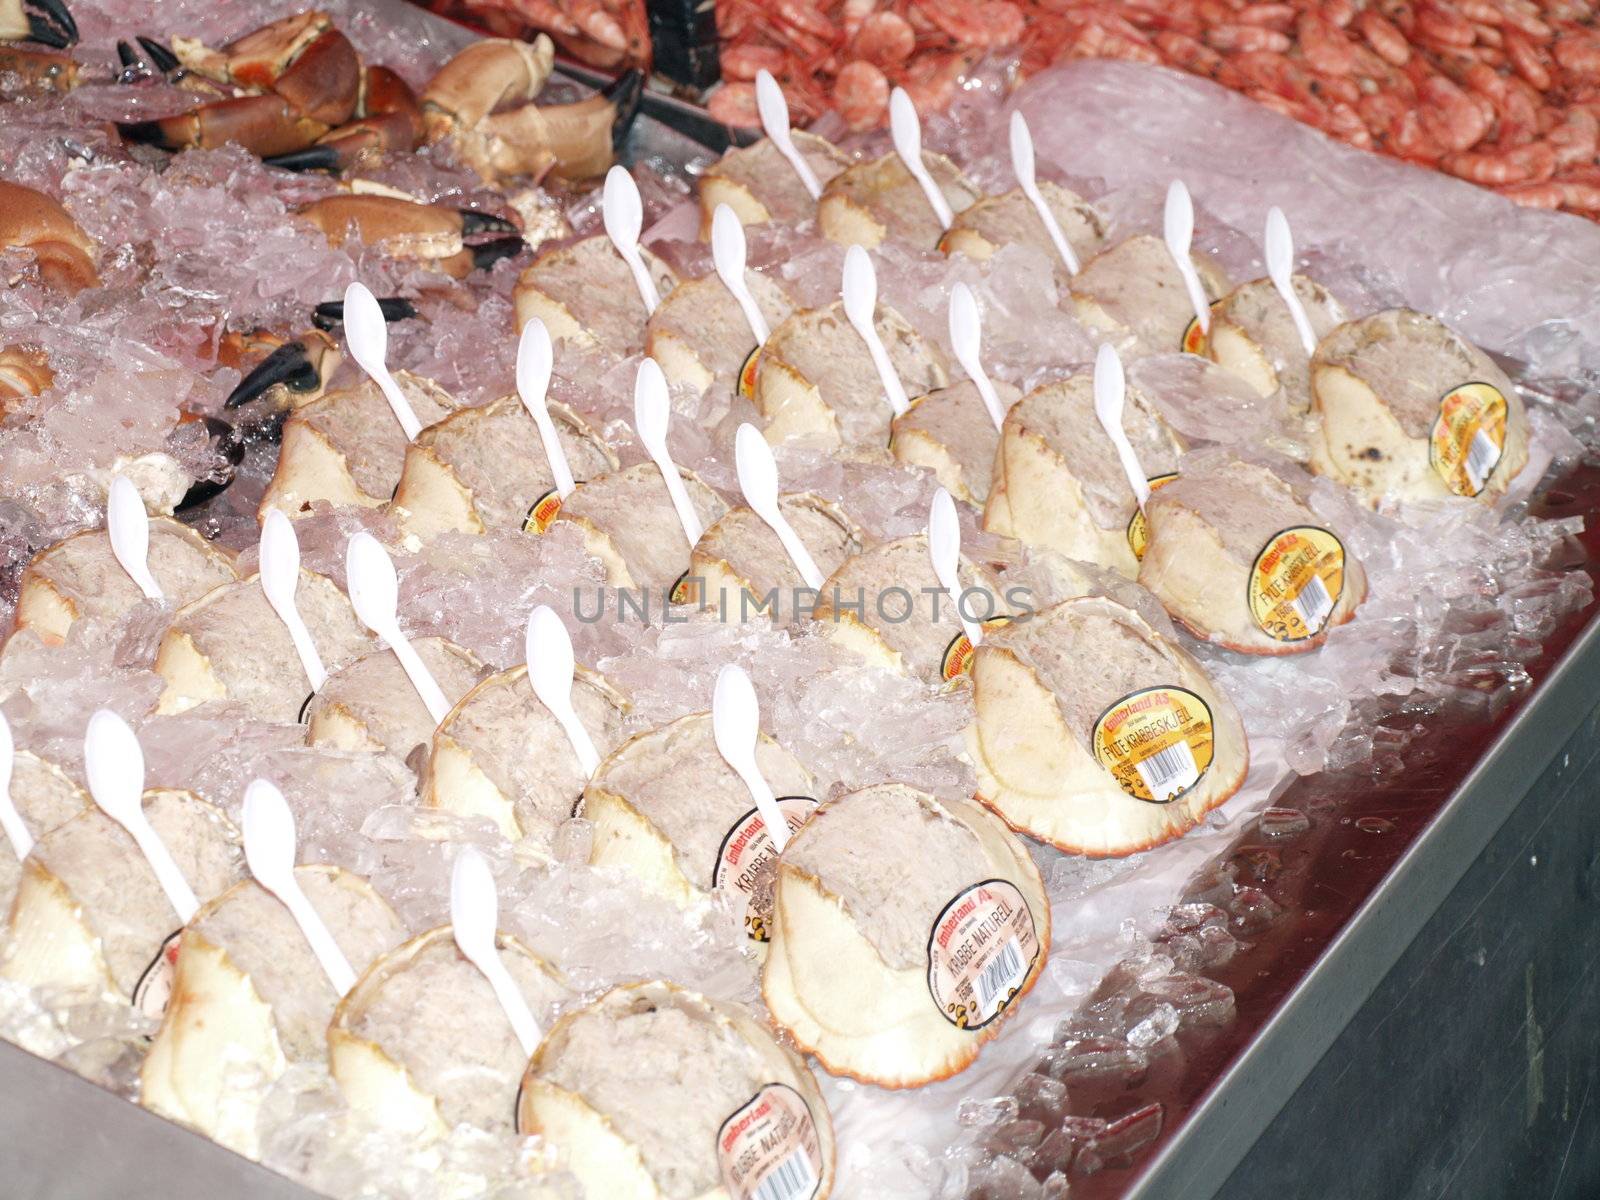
311,295 -> 416,331
2,0 -> 78,49
297,195 -> 525,279
263,65 -> 423,174
174,413 -> 245,511
225,330 -> 339,411
471,235 -> 526,271
602,67 -> 644,154
135,33 -> 179,75
0,180 -> 98,293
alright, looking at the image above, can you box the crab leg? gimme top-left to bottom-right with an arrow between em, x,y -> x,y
297,195 -> 523,278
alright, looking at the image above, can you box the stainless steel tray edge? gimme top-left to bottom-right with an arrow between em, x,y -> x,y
1125,609 -> 1600,1200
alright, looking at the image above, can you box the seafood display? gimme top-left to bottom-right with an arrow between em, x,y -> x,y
1,1 -> 1597,1198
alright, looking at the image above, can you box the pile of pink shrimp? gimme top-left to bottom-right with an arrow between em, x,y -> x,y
706,0 -> 1600,218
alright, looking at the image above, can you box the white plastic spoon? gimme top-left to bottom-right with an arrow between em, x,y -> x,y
1163,180 -> 1212,338
0,711 -> 31,861
108,474 -> 162,600
1009,111 -> 1079,276
1093,343 -> 1151,509
84,709 -> 198,923
947,283 -> 1006,431
634,357 -> 704,548
345,532 -> 450,725
516,318 -> 577,500
734,424 -> 824,590
242,778 -> 356,996
889,87 -> 953,230
451,846 -> 541,1057
603,165 -> 661,316
259,510 -> 327,692
524,605 -> 600,777
711,204 -> 770,346
342,281 -> 422,441
755,70 -> 822,200
841,245 -> 910,417
712,664 -> 790,851
1264,206 -> 1318,358
928,488 -> 981,650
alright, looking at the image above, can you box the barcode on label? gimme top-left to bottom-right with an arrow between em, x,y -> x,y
1134,739 -> 1200,799
976,938 -> 1026,1014
1290,570 -> 1333,634
1465,428 -> 1500,492
753,1148 -> 817,1200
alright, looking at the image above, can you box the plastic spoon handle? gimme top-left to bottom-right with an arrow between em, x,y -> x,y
258,510 -> 327,692
603,166 -> 661,315
108,475 -> 162,600
928,488 -> 981,648
345,533 -> 451,725
711,204 -> 770,345
1009,112 -> 1079,275
84,709 -> 199,923
712,664 -> 789,852
755,70 -> 821,199
947,284 -> 1006,431
633,358 -> 704,548
841,245 -> 910,416
889,88 -> 953,230
1264,207 -> 1318,358
242,779 -> 356,996
734,424 -> 824,590
342,282 -> 422,440
0,711 -> 31,861
1163,181 -> 1212,338
1093,344 -> 1151,509
524,605 -> 601,777
516,318 -> 577,499
451,847 -> 541,1057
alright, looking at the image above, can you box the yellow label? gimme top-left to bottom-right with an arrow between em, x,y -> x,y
669,569 -> 694,606
1247,526 -> 1345,642
940,616 -> 1010,683
522,489 -> 563,534
1091,686 -> 1215,804
1180,300 -> 1220,355
936,229 -> 956,255
1125,472 -> 1180,560
926,880 -> 1040,1030
737,346 -> 761,400
1429,381 -> 1507,498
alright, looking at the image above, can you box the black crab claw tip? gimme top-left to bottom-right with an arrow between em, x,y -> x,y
311,296 -> 416,330
175,416 -> 244,511
116,39 -> 140,69
470,236 -> 526,272
23,0 -> 76,47
458,209 -> 519,237
262,145 -> 341,174
135,34 -> 179,76
225,342 -> 320,409
116,119 -> 166,146
602,68 -> 645,155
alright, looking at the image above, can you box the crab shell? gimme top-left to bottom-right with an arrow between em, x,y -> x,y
762,785 -> 1050,1088
0,180 -> 98,292
1308,308 -> 1530,505
328,924 -> 565,1139
139,867 -> 403,1159
0,789 -> 243,1002
697,131 -> 850,235
12,517 -> 238,646
817,150 -> 982,250
967,595 -> 1250,856
517,981 -> 837,1199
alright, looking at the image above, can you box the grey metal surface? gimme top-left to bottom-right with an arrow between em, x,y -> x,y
0,1038 -> 316,1199
1126,611 -> 1600,1200
1216,694 -> 1600,1199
